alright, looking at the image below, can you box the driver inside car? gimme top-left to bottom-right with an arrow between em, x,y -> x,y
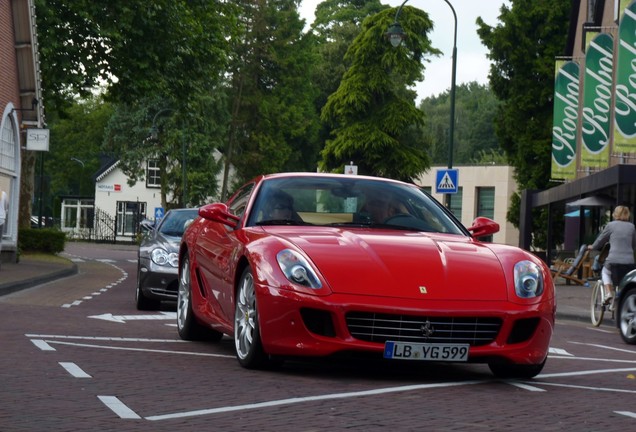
362,196 -> 409,223
264,191 -> 295,221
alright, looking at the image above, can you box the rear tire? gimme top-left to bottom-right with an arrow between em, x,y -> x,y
488,358 -> 546,379
618,288 -> 636,344
177,254 -> 223,342
590,280 -> 605,327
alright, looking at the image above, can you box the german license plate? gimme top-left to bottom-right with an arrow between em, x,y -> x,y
383,341 -> 469,362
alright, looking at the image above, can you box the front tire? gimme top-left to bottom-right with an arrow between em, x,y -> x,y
590,280 -> 605,327
488,358 -> 546,379
619,288 -> 636,344
234,266 -> 268,369
136,263 -> 161,311
177,254 -> 223,341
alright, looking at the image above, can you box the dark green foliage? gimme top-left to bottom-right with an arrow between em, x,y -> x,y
419,82 -> 500,165
477,0 -> 572,249
320,7 -> 439,181
18,228 -> 66,254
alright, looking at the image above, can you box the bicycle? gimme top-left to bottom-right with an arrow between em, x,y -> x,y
590,263 -> 636,345
590,275 -> 615,327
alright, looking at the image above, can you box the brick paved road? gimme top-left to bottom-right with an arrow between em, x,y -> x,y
1,243 -> 635,431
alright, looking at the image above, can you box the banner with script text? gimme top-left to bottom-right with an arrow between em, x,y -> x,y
580,33 -> 613,168
552,60 -> 579,180
614,0 -> 636,152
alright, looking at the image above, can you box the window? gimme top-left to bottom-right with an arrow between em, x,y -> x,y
449,187 -> 463,220
0,116 -> 17,172
228,182 -> 255,219
116,201 -> 147,236
476,187 -> 495,242
146,160 -> 160,188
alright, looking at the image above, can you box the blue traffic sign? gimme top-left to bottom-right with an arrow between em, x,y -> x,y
154,207 -> 165,221
435,169 -> 459,194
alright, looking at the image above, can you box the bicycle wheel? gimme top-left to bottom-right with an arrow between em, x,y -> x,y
590,280 -> 605,327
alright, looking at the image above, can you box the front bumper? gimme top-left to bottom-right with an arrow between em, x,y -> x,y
138,259 -> 179,300
255,283 -> 555,366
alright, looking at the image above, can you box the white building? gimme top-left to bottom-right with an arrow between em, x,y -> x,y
61,151 -> 232,243
416,165 -> 519,246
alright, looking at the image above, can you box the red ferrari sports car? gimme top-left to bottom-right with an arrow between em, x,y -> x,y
177,173 -> 555,378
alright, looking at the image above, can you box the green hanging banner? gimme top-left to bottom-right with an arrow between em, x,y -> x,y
580,33 -> 613,168
614,0 -> 636,153
551,60 -> 579,180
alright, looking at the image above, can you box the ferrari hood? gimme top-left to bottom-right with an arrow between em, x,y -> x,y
273,228 -> 509,301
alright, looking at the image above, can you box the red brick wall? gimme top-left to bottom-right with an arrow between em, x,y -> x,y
0,0 -> 21,109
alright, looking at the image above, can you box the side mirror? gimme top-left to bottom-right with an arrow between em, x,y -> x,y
467,216 -> 500,238
199,203 -> 240,228
139,219 -> 155,232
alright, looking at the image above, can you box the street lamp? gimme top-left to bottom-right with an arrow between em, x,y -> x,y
70,157 -> 85,195
149,109 -> 188,206
386,0 -> 458,208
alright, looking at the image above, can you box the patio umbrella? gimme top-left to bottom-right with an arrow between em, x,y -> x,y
566,195 -> 615,207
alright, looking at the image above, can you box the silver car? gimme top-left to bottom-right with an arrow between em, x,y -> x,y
136,208 -> 198,310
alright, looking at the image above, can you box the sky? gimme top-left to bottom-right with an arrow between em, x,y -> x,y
299,0 -> 510,102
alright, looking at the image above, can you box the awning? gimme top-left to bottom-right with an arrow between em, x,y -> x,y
564,209 -> 591,217
566,195 -> 615,207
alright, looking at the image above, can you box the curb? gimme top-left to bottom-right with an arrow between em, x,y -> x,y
0,263 -> 78,297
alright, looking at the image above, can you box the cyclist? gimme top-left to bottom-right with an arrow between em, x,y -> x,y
588,205 -> 636,305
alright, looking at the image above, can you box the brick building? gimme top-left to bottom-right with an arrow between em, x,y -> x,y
0,0 -> 44,263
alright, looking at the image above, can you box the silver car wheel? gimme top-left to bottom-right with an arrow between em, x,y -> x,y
619,291 -> 636,343
235,270 -> 257,360
177,256 -> 191,332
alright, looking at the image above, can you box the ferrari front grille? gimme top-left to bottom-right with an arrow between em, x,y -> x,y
346,312 -> 502,346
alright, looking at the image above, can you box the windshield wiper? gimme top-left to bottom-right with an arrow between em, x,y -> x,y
256,219 -> 311,226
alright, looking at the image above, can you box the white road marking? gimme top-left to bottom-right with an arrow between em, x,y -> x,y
569,341 -> 636,354
548,347 -> 573,356
615,411 -> 636,419
527,380 -> 636,394
88,311 -> 176,323
40,340 -> 235,358
98,396 -> 141,419
146,380 -> 484,421
507,382 -> 546,392
538,367 -> 636,378
31,339 -> 55,351
26,334 -> 186,342
59,362 -> 91,378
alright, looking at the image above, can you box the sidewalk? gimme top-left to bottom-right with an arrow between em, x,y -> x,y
0,254 -> 78,297
0,253 -> 592,322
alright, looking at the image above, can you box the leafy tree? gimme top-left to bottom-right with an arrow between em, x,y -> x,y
222,0 -> 321,196
419,82 -> 499,165
34,0 -> 235,214
320,6 -> 439,180
477,0 -> 571,249
309,1 -> 388,165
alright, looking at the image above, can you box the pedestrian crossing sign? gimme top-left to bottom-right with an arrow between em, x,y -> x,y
435,169 -> 458,194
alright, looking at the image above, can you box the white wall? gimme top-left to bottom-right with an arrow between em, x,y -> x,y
416,165 -> 519,246
94,162 -> 164,220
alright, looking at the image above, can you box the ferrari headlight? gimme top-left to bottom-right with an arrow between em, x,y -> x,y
151,248 -> 179,267
514,260 -> 544,298
277,249 -> 322,289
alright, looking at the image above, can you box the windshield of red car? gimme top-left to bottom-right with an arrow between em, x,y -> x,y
246,176 -> 465,235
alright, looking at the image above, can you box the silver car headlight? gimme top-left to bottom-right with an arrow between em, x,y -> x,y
151,248 -> 179,267
514,260 -> 544,298
277,249 -> 322,289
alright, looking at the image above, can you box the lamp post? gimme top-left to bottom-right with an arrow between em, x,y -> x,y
70,157 -> 85,195
386,0 -> 457,208
149,109 -> 188,206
